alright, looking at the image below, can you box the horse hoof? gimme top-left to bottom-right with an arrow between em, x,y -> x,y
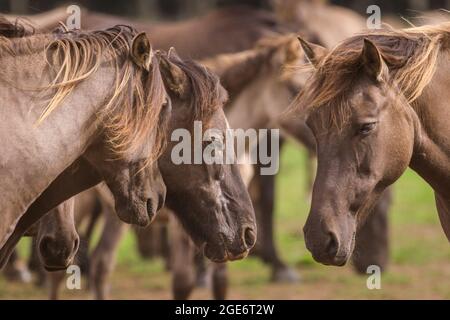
271,267 -> 300,283
3,265 -> 32,284
195,271 -> 209,288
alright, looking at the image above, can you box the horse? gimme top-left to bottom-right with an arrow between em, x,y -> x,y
0,21 -> 170,269
29,48 -> 257,299
5,5 -> 283,60
274,0 -> 366,47
294,22 -> 450,266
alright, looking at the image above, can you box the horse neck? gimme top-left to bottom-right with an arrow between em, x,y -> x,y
0,50 -> 116,248
409,51 -> 450,197
203,49 -> 268,99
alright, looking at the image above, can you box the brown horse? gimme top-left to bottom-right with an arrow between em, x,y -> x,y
295,22 -> 450,266
8,5 -> 283,60
157,50 -> 256,261
32,49 -> 257,299
274,0 -> 366,47
0,21 -> 170,268
275,0 -> 396,273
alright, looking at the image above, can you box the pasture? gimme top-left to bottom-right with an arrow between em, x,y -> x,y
2,142 -> 449,300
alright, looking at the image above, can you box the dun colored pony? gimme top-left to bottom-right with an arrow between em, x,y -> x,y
296,22 -> 450,266
0,21 -> 169,268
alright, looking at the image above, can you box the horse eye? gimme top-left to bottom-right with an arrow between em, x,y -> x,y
358,122 -> 377,135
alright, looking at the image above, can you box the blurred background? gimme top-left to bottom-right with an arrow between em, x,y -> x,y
1,0 -> 450,18
0,0 -> 449,299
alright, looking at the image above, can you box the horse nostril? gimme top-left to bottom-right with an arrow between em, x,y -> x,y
326,232 -> 339,258
243,227 -> 256,249
39,236 -> 54,255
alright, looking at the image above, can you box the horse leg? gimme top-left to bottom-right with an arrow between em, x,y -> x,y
169,212 -> 196,300
160,222 -> 171,271
212,262 -> 228,300
47,270 -> 66,300
28,238 -> 47,287
434,192 -> 450,241
251,137 -> 299,282
134,223 -> 159,259
194,252 -> 208,288
89,187 -> 128,300
257,170 -> 299,282
78,197 -> 103,274
351,188 -> 392,274
3,249 -> 31,283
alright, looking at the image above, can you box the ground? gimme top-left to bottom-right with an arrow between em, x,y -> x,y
1,142 -> 450,299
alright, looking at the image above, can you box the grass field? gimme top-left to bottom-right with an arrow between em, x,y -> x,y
1,141 -> 450,299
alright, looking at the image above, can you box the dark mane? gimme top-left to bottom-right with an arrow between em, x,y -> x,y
164,52 -> 226,123
0,16 -> 35,38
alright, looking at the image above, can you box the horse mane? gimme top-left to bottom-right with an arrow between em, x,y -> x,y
164,51 -> 226,123
295,22 -> 450,127
0,16 -> 35,38
0,17 -> 167,163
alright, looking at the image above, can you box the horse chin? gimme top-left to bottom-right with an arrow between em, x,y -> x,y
115,203 -> 152,227
41,258 -> 74,272
43,265 -> 70,272
202,242 -> 250,263
203,242 -> 227,263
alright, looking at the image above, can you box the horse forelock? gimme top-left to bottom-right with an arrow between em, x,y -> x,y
293,22 -> 450,129
167,54 -> 226,124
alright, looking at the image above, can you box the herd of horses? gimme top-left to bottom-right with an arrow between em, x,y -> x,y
0,1 -> 449,300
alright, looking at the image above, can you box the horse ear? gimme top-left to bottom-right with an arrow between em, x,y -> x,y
131,32 -> 153,71
297,37 -> 328,68
159,50 -> 189,98
361,38 -> 385,82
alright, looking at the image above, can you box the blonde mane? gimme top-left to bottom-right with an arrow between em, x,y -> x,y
295,22 -> 450,126
0,20 -> 167,163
